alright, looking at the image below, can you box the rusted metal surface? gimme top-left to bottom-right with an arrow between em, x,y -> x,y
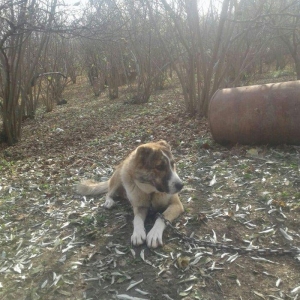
208,81 -> 300,145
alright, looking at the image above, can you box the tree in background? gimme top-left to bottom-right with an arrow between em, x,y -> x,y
147,0 -> 273,116
267,0 -> 300,79
0,0 -> 48,144
1,0 -> 299,145
0,0 -> 83,145
79,0 -> 168,103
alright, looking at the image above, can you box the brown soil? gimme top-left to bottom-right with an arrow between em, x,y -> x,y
0,77 -> 299,300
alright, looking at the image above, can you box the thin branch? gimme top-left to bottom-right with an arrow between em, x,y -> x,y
31,72 -> 67,87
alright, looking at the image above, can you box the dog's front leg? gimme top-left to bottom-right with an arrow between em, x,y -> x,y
131,206 -> 148,246
147,194 -> 184,248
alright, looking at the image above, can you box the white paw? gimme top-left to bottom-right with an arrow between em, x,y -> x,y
146,218 -> 166,248
102,196 -> 115,209
131,227 -> 146,246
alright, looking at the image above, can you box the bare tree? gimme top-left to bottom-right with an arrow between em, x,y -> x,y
121,1 -> 172,104
146,0 -> 289,116
268,0 -> 300,79
40,34 -> 70,111
2,0 -> 298,147
64,39 -> 80,84
0,0 -> 38,144
0,0 -> 82,144
147,0 -> 236,116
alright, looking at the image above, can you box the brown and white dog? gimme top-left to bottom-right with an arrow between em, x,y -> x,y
77,140 -> 184,248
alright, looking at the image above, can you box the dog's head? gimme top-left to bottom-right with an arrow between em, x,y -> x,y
134,140 -> 183,194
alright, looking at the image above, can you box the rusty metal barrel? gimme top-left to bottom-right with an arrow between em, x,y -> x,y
208,80 -> 300,145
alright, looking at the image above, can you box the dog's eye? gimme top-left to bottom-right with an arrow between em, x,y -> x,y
155,164 -> 165,171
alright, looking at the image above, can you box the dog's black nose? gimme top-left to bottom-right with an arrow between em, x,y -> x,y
175,181 -> 184,192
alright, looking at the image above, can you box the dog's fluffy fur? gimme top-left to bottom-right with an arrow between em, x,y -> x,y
77,140 -> 184,248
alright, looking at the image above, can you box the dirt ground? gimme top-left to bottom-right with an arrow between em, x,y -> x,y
0,78 -> 299,300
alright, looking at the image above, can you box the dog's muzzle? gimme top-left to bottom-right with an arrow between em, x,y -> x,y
168,171 -> 184,194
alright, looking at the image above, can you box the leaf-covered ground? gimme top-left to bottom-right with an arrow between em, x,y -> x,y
0,78 -> 299,300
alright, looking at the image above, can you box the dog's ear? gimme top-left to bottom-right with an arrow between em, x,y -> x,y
157,140 -> 171,150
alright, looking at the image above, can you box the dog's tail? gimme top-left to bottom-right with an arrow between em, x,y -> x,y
77,180 -> 109,196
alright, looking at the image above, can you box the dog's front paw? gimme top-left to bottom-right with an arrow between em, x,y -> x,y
102,196 -> 115,209
131,227 -> 146,246
146,218 -> 166,248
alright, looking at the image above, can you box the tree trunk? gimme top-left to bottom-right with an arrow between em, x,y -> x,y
295,57 -> 300,80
